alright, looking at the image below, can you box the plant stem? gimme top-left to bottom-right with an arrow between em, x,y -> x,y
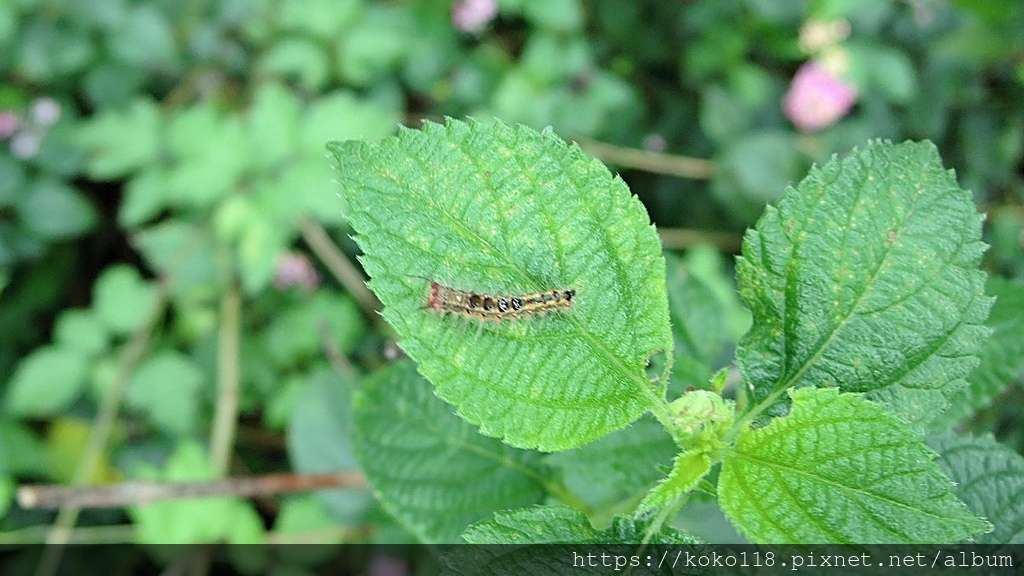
658,227 -> 743,252
210,276 -> 241,476
573,136 -> 715,180
18,472 -> 365,510
298,214 -> 381,318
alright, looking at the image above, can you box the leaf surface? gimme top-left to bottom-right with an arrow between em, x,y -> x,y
929,433 -> 1024,543
5,346 -> 89,417
351,361 -> 548,543
329,119 -> 671,450
736,140 -> 991,427
460,505 -> 701,544
719,387 -> 989,543
545,416 -> 676,511
933,278 -> 1024,428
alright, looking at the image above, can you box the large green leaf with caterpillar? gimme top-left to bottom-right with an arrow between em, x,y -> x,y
328,119 -> 672,451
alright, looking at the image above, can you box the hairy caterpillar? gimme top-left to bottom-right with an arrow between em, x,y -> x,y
425,281 -> 576,321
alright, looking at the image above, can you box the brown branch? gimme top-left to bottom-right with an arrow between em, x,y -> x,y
297,214 -> 380,318
658,227 -> 744,252
573,136 -> 715,180
317,320 -> 358,380
18,471 -> 365,510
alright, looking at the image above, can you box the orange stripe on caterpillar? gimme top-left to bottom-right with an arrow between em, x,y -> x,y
426,281 -> 576,321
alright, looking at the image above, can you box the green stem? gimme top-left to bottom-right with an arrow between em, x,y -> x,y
210,275 -> 241,476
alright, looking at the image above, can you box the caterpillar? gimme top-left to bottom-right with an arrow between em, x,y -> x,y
425,281 -> 576,321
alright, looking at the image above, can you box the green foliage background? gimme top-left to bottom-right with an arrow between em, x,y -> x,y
1,0 -> 1024,571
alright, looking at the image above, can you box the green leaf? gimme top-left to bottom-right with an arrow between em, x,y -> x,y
334,5 -> 410,86
278,0 -> 360,40
933,278 -> 1024,428
4,346 -> 89,417
53,309 -> 109,357
19,19 -> 94,81
679,244 -> 751,340
351,361 -> 549,543
545,417 -> 676,512
107,5 -> 178,69
265,496 -> 343,565
268,159 -> 347,225
849,42 -> 918,104
127,351 -> 205,435
719,387 -> 989,543
17,180 -> 97,239
329,118 -> 672,451
520,33 -> 589,86
0,420 -> 48,476
35,115 -> 89,178
165,105 -> 249,207
300,91 -> 399,154
133,220 -> 218,297
77,98 -> 162,179
118,168 -> 171,228
523,0 -> 583,32
635,451 -> 712,516
262,292 -> 365,369
699,84 -> 749,144
261,37 -> 329,91
83,62 -> 146,110
711,131 -> 802,224
491,69 -> 551,129
666,252 -> 728,389
736,140 -> 992,428
0,152 -> 27,207
459,505 -> 702,544
449,508 -> 704,574
928,433 -> 1024,543
287,368 -> 372,522
246,82 -> 302,168
130,441 -> 264,544
0,474 -> 12,518
92,264 -> 158,335
274,495 -> 337,534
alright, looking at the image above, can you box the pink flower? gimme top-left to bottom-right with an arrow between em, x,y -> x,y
783,61 -> 858,132
273,252 -> 320,291
0,112 -> 20,140
451,0 -> 498,33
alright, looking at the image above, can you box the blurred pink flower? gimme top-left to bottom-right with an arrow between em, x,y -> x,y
783,61 -> 858,132
273,252 -> 320,291
0,112 -> 20,140
452,0 -> 498,33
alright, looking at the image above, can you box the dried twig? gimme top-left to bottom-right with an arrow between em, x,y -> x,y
18,472 -> 365,510
573,136 -> 715,180
658,227 -> 744,252
298,214 -> 380,318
